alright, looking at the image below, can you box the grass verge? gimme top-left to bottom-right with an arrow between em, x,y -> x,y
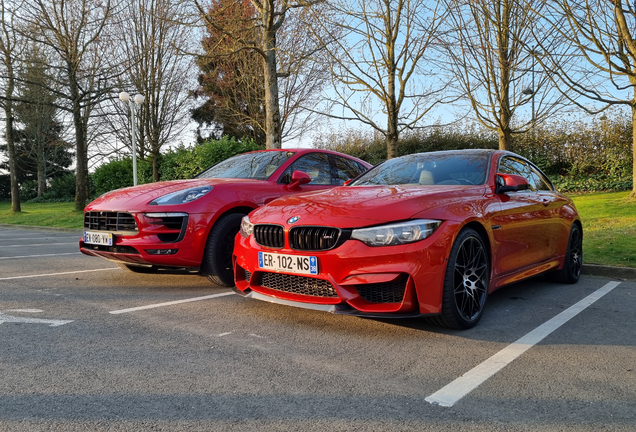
570,191 -> 636,268
0,201 -> 83,229
1,192 -> 635,268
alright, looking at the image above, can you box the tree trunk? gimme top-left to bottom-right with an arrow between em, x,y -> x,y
5,105 -> 20,212
37,147 -> 46,197
262,10 -> 281,149
498,128 -> 511,151
629,102 -> 636,198
72,95 -> 88,211
4,58 -> 20,212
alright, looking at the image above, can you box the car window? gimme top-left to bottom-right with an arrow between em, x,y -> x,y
278,153 -> 333,185
528,165 -> 554,191
331,155 -> 367,185
195,151 -> 295,180
351,152 -> 489,186
498,156 -> 537,191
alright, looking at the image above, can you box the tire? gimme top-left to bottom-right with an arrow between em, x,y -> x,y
200,213 -> 245,287
431,228 -> 490,329
116,262 -> 159,273
547,224 -> 582,284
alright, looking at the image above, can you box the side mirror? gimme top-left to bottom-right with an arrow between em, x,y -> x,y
287,170 -> 312,190
496,173 -> 531,193
343,179 -> 353,186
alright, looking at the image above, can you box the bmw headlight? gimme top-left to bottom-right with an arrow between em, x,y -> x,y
239,215 -> 254,238
149,186 -> 212,205
351,219 -> 441,247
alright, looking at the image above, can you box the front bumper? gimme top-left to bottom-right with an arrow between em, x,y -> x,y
79,212 -> 213,268
233,222 -> 459,316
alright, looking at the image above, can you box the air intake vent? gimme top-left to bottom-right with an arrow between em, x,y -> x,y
355,275 -> 408,303
84,211 -> 138,232
256,272 -> 339,298
289,226 -> 341,251
254,224 -> 285,248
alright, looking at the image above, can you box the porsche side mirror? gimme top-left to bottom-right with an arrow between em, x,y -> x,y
287,170 -> 312,190
496,173 -> 531,193
343,179 -> 353,186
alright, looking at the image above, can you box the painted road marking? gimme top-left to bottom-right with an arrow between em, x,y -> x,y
0,312 -> 73,327
425,281 -> 622,407
0,268 -> 119,281
0,237 -> 79,241
0,253 -> 81,260
2,242 -> 78,248
109,292 -> 236,314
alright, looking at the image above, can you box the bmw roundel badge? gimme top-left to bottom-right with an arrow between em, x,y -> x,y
287,216 -> 300,224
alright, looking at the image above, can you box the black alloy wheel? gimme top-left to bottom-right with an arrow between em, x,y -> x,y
201,213 -> 245,287
548,224 -> 583,284
431,228 -> 490,329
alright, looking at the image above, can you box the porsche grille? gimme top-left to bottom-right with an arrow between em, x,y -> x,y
84,211 -> 137,232
290,226 -> 341,251
257,272 -> 339,298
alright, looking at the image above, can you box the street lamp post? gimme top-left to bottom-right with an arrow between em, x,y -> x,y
522,49 -> 542,138
118,92 -> 145,186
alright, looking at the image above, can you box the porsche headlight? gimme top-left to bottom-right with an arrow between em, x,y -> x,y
351,219 -> 441,247
149,186 -> 212,205
239,215 -> 254,238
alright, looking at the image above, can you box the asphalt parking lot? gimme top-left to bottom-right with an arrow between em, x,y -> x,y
1,226 -> 635,431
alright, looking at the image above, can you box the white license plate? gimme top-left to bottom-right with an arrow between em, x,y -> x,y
84,231 -> 113,246
258,251 -> 318,275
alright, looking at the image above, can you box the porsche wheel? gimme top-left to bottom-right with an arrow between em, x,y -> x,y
435,228 -> 490,329
547,224 -> 582,284
201,213 -> 244,287
116,262 -> 159,273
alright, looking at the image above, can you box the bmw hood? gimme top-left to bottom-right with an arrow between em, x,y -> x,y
250,184 -> 487,227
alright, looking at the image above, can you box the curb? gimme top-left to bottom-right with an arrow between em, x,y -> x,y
1,224 -> 635,281
582,264 -> 636,281
0,224 -> 83,235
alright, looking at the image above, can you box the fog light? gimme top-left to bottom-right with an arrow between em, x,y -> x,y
145,249 -> 178,255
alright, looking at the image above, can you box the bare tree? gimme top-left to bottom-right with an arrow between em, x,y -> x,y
193,0 -> 325,149
441,0 -> 566,151
528,0 -> 636,197
22,0 -> 124,211
308,0 -> 450,159
0,0 -> 24,212
106,0 -> 193,182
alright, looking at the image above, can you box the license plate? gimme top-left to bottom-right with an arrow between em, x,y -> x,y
84,231 -> 113,246
258,251 -> 318,275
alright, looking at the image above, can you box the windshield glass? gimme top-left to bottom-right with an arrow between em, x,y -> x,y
194,151 -> 295,180
350,152 -> 490,186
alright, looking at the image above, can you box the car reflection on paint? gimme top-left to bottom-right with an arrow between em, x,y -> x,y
233,149 -> 583,329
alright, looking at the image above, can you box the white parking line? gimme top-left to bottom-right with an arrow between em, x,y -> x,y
425,281 -> 622,407
3,242 -> 77,248
109,292 -> 236,314
0,253 -> 81,260
0,268 -> 119,281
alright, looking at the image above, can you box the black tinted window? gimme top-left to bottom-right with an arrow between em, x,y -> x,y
278,153 -> 332,185
332,156 -> 366,185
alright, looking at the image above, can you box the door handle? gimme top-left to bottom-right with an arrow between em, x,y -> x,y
542,198 -> 550,207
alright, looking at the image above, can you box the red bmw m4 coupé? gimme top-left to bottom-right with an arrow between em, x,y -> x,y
233,149 -> 583,328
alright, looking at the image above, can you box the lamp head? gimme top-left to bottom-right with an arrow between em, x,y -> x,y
118,91 -> 130,102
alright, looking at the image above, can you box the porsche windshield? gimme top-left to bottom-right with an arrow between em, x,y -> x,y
195,151 -> 295,180
350,152 -> 490,186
